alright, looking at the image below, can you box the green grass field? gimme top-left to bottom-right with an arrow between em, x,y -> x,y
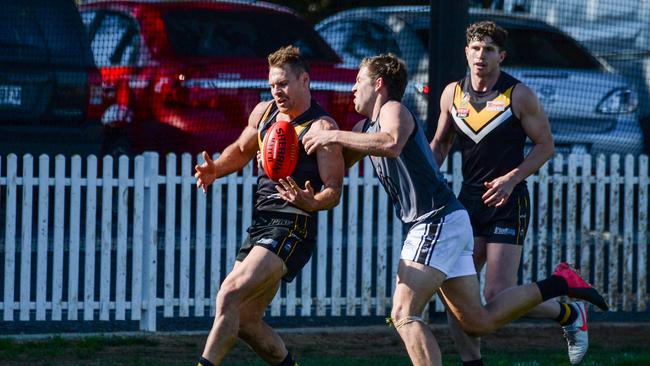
1,323 -> 648,365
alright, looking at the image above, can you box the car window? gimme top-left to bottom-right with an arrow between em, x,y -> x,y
90,11 -> 140,67
503,28 -> 601,69
416,26 -> 601,70
30,0 -> 94,67
0,2 -> 48,62
162,10 -> 339,62
320,20 -> 401,64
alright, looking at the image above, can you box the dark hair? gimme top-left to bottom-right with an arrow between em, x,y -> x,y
268,45 -> 310,75
360,53 -> 408,101
466,21 -> 508,51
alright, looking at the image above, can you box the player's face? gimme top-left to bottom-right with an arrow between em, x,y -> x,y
268,65 -> 308,114
352,66 -> 377,117
465,36 -> 505,77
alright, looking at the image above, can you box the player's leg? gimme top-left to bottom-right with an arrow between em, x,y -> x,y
392,209 -> 477,366
445,236 -> 487,365
391,259 -> 446,366
441,263 -> 607,337
237,279 -> 297,366
200,246 -> 285,366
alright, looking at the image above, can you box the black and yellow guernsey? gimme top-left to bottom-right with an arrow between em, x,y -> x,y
255,100 -> 326,215
451,71 -> 526,188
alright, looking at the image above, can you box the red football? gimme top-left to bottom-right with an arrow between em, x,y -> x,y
262,120 -> 299,181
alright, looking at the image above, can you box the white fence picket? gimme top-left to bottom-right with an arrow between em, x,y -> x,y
580,156 -> 593,282
331,203 -> 344,316
361,161 -> 374,316
36,155 -> 49,320
566,155 -> 578,266
622,156 -> 634,311
131,156 -> 144,321
3,155 -> 17,321
552,156 -> 563,268
195,155 -> 207,317
84,156 -> 97,321
210,153 -> 223,317
315,210 -> 328,316
609,155 -> 620,310
537,162 -> 549,280
164,154 -> 177,318
100,156 -> 113,321
376,187 -> 388,316
595,155 -> 606,289
638,156 -> 648,311
20,155 -> 34,321
52,155 -> 66,321
115,156 -> 129,320
346,163 -> 360,316
180,155 -> 192,317
68,156 -> 82,320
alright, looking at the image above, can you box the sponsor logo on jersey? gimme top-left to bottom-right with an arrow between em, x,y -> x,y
486,100 -> 506,111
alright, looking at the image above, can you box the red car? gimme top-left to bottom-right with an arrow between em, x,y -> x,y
78,0 -> 360,156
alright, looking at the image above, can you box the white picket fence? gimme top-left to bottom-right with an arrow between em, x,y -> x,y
0,152 -> 648,332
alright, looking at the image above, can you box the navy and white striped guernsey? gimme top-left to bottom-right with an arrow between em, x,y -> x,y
362,109 -> 463,223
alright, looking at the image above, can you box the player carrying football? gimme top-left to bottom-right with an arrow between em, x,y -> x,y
194,45 -> 344,366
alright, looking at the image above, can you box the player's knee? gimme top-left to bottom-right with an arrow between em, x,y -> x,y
215,279 -> 244,313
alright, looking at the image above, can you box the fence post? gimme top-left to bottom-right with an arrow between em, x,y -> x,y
141,152 -> 159,331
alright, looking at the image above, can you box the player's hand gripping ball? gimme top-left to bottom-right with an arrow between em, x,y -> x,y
261,120 -> 299,181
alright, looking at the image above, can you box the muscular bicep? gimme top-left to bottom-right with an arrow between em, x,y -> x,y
314,119 -> 344,192
515,86 -> 553,146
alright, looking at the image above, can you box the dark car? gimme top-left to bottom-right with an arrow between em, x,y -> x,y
79,0 -> 360,156
0,0 -> 103,157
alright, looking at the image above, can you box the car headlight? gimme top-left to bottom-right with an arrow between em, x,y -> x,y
596,88 -> 638,114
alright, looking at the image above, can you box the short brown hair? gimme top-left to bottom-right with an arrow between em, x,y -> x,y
466,21 -> 508,51
267,45 -> 310,75
360,53 -> 408,101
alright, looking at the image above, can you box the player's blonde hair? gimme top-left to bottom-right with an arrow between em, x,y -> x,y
268,45 -> 310,76
360,53 -> 408,101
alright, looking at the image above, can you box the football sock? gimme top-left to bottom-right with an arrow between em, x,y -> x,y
536,275 -> 568,301
197,357 -> 215,366
462,359 -> 484,366
556,302 -> 578,326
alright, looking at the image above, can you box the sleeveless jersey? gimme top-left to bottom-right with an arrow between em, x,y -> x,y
255,100 -> 326,215
450,71 -> 526,188
363,110 -> 463,223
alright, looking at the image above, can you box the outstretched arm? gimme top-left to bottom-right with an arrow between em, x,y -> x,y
194,101 -> 268,192
302,101 -> 414,160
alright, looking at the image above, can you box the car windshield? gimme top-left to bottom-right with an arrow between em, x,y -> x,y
163,10 -> 340,62
416,26 -> 602,70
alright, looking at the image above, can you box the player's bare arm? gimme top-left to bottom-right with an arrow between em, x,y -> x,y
195,101 -> 268,192
430,82 -> 458,166
277,116 -> 344,212
304,101 -> 413,159
482,84 -> 555,207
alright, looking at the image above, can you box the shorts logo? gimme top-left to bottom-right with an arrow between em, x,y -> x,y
258,237 -> 278,248
494,226 -> 516,236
